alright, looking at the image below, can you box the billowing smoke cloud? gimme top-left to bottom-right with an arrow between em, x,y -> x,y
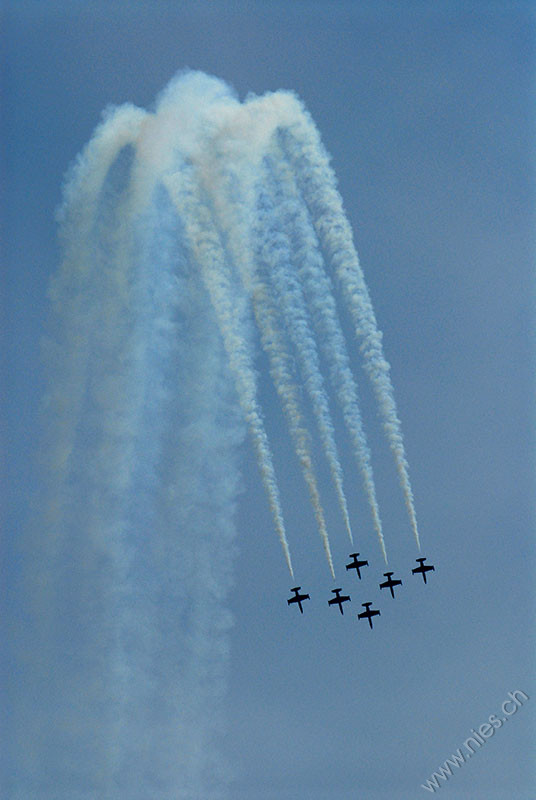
11,71 -> 419,798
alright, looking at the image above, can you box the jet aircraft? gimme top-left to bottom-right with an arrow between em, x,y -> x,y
328,588 -> 351,615
287,586 -> 310,613
345,552 -> 369,579
412,557 -> 435,584
379,571 -> 402,598
357,602 -> 381,629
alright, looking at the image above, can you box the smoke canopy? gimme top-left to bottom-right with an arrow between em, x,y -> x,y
13,71 -> 419,798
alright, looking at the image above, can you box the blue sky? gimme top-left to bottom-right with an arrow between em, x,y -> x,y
3,2 -> 535,798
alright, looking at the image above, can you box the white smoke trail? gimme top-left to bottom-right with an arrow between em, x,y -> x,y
96,138 -> 194,788
51,112 -> 207,795
26,110 -> 169,794
44,103 -> 147,549
141,181 -> 244,797
243,261 -> 336,578
278,104 -> 421,550
163,158 -> 294,578
151,72 -> 296,578
197,115 -> 335,577
266,144 -> 387,561
256,162 -> 353,546
29,108 -> 170,796
240,269 -> 336,577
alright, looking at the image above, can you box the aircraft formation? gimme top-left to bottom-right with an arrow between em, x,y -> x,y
287,556 -> 435,628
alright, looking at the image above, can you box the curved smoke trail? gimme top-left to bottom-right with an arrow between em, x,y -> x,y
265,144 -> 387,561
256,163 -> 353,546
11,71 -> 419,798
193,108 -> 335,578
163,162 -> 294,578
277,104 -> 421,551
44,104 -> 147,549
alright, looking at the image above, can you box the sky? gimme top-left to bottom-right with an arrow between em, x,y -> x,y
2,2 -> 535,798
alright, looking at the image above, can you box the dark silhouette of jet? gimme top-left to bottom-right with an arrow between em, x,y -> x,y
357,602 -> 381,629
412,557 -> 435,584
287,586 -> 310,613
328,588 -> 351,615
379,571 -> 402,598
345,552 -> 369,579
